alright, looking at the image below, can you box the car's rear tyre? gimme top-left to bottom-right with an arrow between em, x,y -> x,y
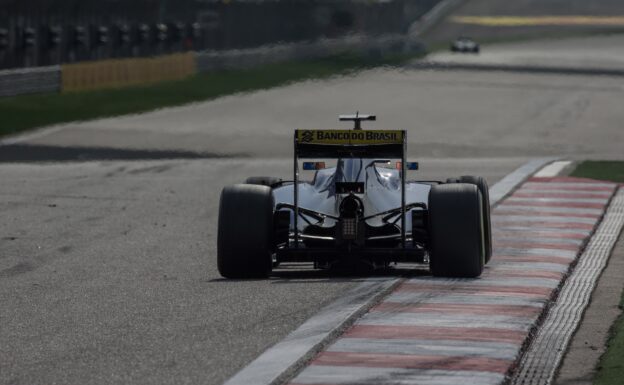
459,175 -> 492,264
428,183 -> 485,278
218,184 -> 274,279
445,176 -> 492,264
245,176 -> 282,187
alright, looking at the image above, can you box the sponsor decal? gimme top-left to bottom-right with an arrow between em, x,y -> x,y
300,130 -> 315,143
297,130 -> 404,145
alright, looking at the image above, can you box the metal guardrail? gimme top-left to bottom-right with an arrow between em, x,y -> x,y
0,65 -> 60,97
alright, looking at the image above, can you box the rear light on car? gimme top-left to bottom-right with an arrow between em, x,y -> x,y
339,195 -> 362,241
303,162 -> 326,170
396,162 -> 419,170
342,218 -> 357,239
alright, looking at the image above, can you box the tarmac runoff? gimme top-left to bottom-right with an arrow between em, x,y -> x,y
286,176 -> 618,385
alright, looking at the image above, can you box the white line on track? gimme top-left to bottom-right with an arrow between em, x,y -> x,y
492,215 -> 599,224
512,188 -> 613,197
357,312 -> 534,330
494,236 -> 584,246
506,196 -> 609,204
489,158 -> 557,205
493,226 -> 591,235
0,124 -> 67,145
385,292 -> 549,307
327,338 -> 521,360
522,182 -> 616,190
487,261 -> 570,273
533,161 -> 573,178
221,158 -> 553,385
493,247 -> 577,259
222,278 -> 399,385
292,366 -> 506,385
494,205 -> 604,216
407,276 -> 561,288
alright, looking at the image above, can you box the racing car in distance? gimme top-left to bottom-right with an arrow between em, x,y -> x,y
451,37 -> 480,53
217,114 -> 491,279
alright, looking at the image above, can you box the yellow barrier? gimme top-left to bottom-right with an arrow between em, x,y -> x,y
61,52 -> 197,92
451,16 -> 624,27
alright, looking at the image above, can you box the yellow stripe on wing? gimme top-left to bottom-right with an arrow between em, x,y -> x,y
296,130 -> 404,145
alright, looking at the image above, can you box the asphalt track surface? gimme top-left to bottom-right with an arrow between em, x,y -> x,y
2,9 -> 624,385
9,62 -> 624,160
423,34 -> 624,75
0,158 -> 527,385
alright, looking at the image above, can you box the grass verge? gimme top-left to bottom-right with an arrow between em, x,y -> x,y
593,293 -> 624,385
570,161 -> 624,385
570,161 -> 624,183
0,53 -> 415,138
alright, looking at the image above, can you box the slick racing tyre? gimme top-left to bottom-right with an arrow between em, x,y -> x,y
459,176 -> 492,264
218,184 -> 274,278
428,183 -> 485,278
245,176 -> 282,187
445,176 -> 492,264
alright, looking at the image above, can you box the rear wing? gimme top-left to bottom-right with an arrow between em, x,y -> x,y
292,128 -> 409,249
294,129 -> 406,158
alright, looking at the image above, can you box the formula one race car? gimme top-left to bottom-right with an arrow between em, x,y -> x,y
450,37 -> 480,53
217,115 -> 491,279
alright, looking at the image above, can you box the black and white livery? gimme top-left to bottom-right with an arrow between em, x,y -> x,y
451,37 -> 480,53
218,115 -> 491,279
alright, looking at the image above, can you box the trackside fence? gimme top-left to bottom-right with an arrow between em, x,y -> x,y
0,0 -> 451,96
